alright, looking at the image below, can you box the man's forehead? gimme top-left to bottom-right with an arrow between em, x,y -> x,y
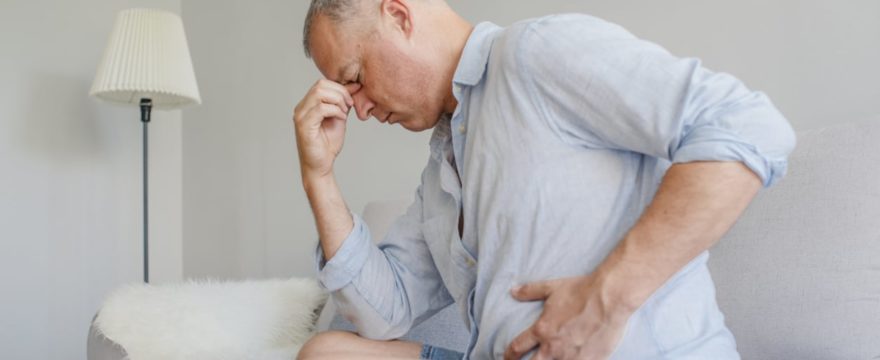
313,55 -> 356,82
312,42 -> 357,81
310,15 -> 360,82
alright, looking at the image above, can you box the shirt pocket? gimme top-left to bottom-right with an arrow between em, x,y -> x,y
422,215 -> 478,320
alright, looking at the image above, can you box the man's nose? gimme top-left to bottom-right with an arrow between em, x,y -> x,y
351,90 -> 375,121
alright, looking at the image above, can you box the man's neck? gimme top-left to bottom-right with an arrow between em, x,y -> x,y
432,11 -> 473,114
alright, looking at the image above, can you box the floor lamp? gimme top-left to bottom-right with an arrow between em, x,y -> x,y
90,8 -> 200,283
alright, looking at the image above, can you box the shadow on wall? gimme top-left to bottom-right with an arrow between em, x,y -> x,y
13,70 -> 143,295
18,72 -> 108,163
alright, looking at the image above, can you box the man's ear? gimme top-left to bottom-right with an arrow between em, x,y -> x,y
379,0 -> 414,37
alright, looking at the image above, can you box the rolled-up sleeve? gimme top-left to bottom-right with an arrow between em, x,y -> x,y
312,183 -> 453,340
518,14 -> 796,187
315,213 -> 373,291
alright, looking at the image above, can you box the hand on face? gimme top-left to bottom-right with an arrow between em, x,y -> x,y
293,79 -> 361,179
504,274 -> 632,360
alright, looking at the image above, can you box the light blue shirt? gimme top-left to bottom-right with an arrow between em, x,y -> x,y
316,14 -> 795,359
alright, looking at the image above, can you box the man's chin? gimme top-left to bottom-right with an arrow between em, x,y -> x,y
398,118 -> 435,133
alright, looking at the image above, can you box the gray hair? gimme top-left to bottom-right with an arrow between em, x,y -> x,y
302,0 -> 368,58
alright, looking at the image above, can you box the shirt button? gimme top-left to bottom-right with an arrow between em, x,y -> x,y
466,258 -> 475,267
458,124 -> 466,134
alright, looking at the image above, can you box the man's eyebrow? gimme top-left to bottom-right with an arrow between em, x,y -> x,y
335,61 -> 357,83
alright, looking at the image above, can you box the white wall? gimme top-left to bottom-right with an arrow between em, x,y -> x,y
0,0 -> 184,358
180,0 -> 880,281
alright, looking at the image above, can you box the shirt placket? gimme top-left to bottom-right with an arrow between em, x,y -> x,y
447,85 -> 482,359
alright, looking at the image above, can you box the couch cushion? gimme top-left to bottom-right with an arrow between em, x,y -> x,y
709,118 -> 880,359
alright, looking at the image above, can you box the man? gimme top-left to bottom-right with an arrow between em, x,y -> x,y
293,0 -> 795,359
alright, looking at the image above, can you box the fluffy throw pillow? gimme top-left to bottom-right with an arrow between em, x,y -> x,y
95,278 -> 327,360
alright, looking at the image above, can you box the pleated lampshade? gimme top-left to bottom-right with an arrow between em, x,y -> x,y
90,8 -> 200,109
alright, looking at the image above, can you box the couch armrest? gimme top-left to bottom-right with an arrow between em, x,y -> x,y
87,314 -> 127,360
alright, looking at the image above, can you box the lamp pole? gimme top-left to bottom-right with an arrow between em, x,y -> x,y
139,98 -> 152,283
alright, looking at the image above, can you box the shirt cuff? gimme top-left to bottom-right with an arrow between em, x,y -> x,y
314,212 -> 373,291
671,126 -> 789,187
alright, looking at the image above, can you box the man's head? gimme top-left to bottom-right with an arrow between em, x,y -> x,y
302,0 -> 471,132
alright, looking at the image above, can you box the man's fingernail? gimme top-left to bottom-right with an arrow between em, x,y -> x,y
511,285 -> 521,293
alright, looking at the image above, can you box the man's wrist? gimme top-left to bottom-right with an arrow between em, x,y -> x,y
593,237 -> 667,314
302,170 -> 336,193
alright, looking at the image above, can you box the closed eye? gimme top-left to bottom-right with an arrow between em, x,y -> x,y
341,73 -> 361,86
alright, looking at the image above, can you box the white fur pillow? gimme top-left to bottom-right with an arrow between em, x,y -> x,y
95,278 -> 327,360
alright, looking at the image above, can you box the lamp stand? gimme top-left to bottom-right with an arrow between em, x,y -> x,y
139,98 -> 151,283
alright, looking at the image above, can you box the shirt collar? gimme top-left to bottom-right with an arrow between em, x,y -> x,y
452,21 -> 502,88
430,22 -> 500,159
